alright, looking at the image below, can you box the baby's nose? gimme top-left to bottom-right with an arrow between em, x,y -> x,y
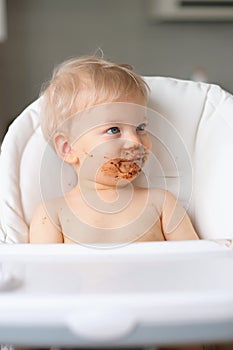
123,131 -> 142,149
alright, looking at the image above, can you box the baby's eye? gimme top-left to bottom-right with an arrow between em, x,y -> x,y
106,127 -> 120,135
136,123 -> 147,132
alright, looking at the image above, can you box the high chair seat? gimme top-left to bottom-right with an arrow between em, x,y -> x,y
0,77 -> 233,243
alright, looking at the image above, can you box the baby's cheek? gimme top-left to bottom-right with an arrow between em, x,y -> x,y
144,135 -> 152,152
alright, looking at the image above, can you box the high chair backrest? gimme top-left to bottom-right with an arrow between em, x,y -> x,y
1,77 -> 233,243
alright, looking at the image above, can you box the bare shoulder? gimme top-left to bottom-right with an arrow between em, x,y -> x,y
152,189 -> 199,240
148,188 -> 180,204
134,186 -> 176,214
32,197 -> 63,222
29,197 -> 64,243
147,188 -> 177,208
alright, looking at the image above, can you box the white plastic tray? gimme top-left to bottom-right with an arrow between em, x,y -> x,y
0,240 -> 233,347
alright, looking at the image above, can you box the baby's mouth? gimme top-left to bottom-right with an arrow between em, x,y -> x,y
102,155 -> 147,180
115,159 -> 141,175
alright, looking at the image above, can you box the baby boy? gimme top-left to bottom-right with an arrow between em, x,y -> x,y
30,56 -> 199,245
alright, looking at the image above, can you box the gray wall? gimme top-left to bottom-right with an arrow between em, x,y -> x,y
0,0 -> 233,140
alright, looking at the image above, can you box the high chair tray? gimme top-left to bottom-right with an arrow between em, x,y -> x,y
0,240 -> 233,347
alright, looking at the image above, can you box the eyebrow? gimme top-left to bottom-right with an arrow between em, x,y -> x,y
100,115 -> 148,123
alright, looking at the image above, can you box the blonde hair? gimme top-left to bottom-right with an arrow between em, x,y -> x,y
40,56 -> 149,141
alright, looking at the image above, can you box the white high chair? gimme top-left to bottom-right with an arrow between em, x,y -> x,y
0,77 -> 233,349
0,76 -> 233,242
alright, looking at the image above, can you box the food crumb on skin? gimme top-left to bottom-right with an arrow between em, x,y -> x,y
85,152 -> 93,157
42,216 -> 47,224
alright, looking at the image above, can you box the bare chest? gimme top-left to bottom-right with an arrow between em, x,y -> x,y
59,196 -> 165,244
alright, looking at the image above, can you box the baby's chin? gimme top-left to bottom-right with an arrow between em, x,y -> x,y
100,157 -> 144,182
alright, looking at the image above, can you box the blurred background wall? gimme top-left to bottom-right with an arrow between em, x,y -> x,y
0,0 -> 233,141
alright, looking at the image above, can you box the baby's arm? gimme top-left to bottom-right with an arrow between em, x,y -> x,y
29,203 -> 63,243
161,191 -> 199,240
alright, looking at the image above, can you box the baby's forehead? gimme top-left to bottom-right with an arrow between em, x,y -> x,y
67,102 -> 147,133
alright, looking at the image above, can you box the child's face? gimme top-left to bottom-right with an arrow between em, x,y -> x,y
65,94 -> 151,187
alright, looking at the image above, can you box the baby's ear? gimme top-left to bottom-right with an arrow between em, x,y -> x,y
53,133 -> 79,165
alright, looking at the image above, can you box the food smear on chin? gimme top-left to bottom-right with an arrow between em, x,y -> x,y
101,158 -> 142,179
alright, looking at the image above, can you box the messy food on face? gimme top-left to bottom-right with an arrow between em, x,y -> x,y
102,158 -> 143,180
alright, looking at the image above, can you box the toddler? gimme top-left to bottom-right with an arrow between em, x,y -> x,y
30,56 -> 199,245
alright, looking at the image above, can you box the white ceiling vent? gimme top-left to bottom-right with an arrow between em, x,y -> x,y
148,0 -> 233,21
